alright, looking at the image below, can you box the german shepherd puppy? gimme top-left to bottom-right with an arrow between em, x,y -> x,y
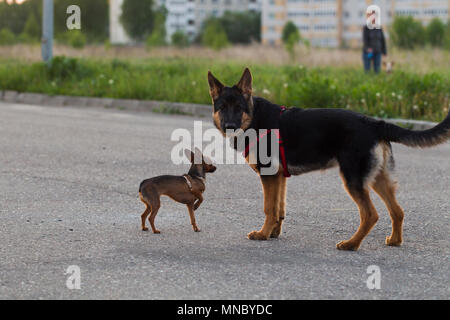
208,68 -> 450,250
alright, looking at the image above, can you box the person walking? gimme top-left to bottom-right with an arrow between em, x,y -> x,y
362,10 -> 387,73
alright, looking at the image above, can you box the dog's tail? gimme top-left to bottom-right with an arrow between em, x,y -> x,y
378,111 -> 450,148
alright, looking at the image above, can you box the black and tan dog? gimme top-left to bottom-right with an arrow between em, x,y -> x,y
208,68 -> 450,250
139,148 -> 216,233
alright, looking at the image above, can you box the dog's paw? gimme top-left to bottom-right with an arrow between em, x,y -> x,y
193,226 -> 201,232
385,236 -> 402,246
152,229 -> 161,234
142,227 -> 149,232
336,240 -> 360,251
248,231 -> 269,241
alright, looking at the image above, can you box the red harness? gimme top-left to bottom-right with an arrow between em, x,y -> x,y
243,106 -> 291,178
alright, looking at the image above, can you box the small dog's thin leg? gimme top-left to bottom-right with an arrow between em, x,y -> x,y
139,192 -> 151,231
141,205 -> 151,231
149,198 -> 161,234
193,194 -> 203,211
187,204 -> 200,232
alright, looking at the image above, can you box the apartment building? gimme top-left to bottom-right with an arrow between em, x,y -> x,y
110,0 -> 261,44
158,0 -> 262,42
262,0 -> 450,47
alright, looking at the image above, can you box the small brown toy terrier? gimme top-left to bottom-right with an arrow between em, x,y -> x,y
138,148 -> 216,233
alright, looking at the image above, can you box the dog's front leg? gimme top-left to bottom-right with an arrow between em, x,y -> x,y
248,174 -> 283,240
193,194 -> 203,211
271,176 -> 286,238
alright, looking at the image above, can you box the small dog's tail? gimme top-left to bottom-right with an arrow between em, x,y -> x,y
379,111 -> 450,148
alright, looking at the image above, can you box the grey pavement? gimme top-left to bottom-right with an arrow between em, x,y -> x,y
0,102 -> 448,299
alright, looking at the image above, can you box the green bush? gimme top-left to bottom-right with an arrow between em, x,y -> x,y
67,31 -> 86,49
46,56 -> 92,80
0,28 -> 15,45
171,30 -> 189,48
426,18 -> 446,47
0,58 -> 448,122
18,32 -> 33,44
282,21 -> 301,60
202,20 -> 229,50
391,16 -> 426,49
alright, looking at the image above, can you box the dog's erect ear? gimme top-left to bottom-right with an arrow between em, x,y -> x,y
391,61 -> 395,66
193,147 -> 203,164
184,149 -> 194,163
208,71 -> 224,101
236,68 -> 252,99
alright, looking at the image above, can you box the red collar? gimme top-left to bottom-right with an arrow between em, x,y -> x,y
243,106 -> 291,178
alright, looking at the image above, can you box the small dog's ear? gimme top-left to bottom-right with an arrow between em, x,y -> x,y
194,147 -> 203,164
237,67 -> 252,99
382,61 -> 387,66
208,71 -> 224,101
391,61 -> 395,66
184,149 -> 194,163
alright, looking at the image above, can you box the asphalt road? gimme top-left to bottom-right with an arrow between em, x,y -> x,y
0,102 -> 448,300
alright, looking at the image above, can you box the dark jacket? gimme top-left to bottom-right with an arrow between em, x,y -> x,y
363,26 -> 386,55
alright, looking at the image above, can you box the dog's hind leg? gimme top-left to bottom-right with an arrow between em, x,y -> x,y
371,170 -> 404,246
271,176 -> 287,238
148,197 -> 161,234
139,192 -> 151,231
248,173 -> 284,241
337,173 -> 379,251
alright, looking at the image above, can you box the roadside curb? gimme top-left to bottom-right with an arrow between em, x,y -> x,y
0,90 -> 438,130
0,90 -> 212,118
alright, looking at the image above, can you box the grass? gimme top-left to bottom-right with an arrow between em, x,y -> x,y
1,44 -> 449,72
0,53 -> 449,122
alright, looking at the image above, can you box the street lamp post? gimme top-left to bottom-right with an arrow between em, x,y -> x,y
42,0 -> 54,63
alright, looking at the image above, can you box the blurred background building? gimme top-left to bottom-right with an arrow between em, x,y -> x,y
261,0 -> 450,47
108,0 -> 450,47
157,0 -> 261,42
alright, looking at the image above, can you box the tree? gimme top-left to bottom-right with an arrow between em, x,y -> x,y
390,16 -> 426,49
282,21 -> 301,60
146,5 -> 167,47
202,19 -> 229,50
120,0 -> 154,41
218,11 -> 260,44
171,30 -> 189,48
0,0 -> 42,36
426,18 -> 445,47
445,20 -> 450,50
23,13 -> 40,40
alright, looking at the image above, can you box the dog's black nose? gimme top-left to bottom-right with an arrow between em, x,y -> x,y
224,123 -> 238,130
